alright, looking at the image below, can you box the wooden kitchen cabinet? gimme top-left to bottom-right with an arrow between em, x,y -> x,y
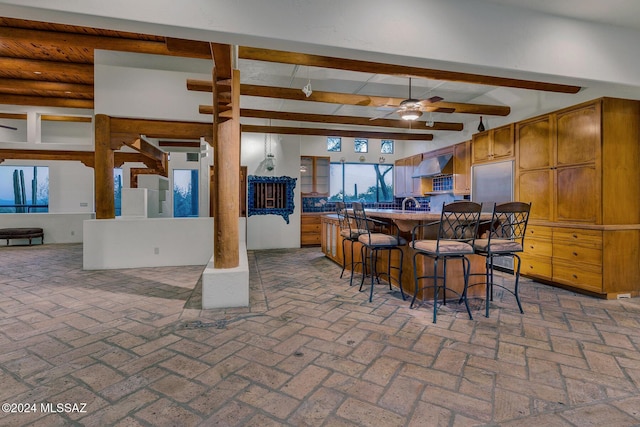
320,215 -> 342,264
393,157 -> 407,197
453,140 -> 471,195
520,225 -> 553,281
471,123 -> 514,164
300,156 -> 330,196
516,97 -> 640,298
301,213 -> 322,246
516,101 -> 602,224
394,153 -> 424,197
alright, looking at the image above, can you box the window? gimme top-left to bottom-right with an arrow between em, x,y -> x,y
327,137 -> 341,152
114,168 -> 122,216
381,140 -> 394,154
0,166 -> 49,213
173,169 -> 198,217
329,162 -> 393,203
354,138 -> 368,153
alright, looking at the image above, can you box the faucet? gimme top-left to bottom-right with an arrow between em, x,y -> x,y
402,196 -> 420,211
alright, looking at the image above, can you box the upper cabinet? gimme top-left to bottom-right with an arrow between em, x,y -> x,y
472,123 -> 515,164
453,140 -> 471,195
516,97 -> 640,226
300,156 -> 330,196
394,153 -> 423,197
516,102 -> 602,224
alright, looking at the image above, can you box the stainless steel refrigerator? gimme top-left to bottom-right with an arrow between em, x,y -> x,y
471,160 -> 514,270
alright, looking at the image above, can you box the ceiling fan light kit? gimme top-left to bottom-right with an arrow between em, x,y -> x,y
399,109 -> 422,121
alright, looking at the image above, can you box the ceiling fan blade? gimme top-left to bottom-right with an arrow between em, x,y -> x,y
432,107 -> 455,113
370,110 -> 397,121
0,124 -> 18,130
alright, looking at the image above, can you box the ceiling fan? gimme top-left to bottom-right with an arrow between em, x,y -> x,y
372,77 -> 448,121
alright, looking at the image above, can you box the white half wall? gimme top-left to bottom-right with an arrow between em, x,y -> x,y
83,217 -> 214,269
0,213 -> 94,244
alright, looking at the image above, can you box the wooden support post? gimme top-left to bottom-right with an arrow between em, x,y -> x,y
94,114 -> 115,219
213,67 -> 240,268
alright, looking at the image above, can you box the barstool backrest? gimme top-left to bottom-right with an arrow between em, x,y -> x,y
486,201 -> 531,249
351,202 -> 369,235
335,201 -> 351,231
436,201 -> 482,249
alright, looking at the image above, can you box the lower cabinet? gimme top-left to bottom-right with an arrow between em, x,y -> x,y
320,215 -> 342,264
301,214 -> 322,246
521,224 -> 640,298
520,225 -> 552,281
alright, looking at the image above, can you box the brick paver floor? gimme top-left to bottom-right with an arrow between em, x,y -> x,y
1,243 -> 639,426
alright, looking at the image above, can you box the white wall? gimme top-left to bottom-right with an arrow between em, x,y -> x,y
0,213 -> 94,244
242,133 -> 301,250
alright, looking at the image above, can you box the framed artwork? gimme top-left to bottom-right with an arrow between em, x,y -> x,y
381,140 -> 394,154
327,137 -> 341,152
354,138 -> 368,153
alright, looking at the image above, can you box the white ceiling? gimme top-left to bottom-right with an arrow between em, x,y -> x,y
2,0 -> 640,146
484,0 -> 640,31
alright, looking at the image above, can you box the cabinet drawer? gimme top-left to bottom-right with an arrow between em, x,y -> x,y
301,234 -> 321,245
301,215 -> 322,225
524,238 -> 552,258
301,223 -> 321,233
519,255 -> 552,280
552,242 -> 602,266
526,225 -> 552,240
553,228 -> 602,247
552,261 -> 602,293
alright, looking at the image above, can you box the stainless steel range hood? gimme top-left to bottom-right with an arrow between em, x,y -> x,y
412,154 -> 453,178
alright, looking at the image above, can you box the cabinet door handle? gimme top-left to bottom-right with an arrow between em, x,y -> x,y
573,252 -> 578,256
573,274 -> 578,279
572,234 -> 578,239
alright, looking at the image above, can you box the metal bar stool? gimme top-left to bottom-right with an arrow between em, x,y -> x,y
351,202 -> 406,302
471,202 -> 531,318
335,201 -> 365,286
409,201 -> 482,323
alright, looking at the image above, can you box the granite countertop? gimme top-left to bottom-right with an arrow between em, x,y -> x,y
361,209 -> 442,221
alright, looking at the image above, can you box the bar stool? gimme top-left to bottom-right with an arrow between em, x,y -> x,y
335,201 -> 365,285
472,202 -> 531,318
351,202 -> 406,302
409,201 -> 482,323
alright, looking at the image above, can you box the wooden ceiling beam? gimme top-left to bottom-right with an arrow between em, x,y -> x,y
124,137 -> 166,164
188,80 -> 510,116
0,78 -> 93,95
0,26 -> 211,59
109,117 -> 213,139
241,125 -> 433,141
0,94 -> 93,109
41,115 -> 92,123
210,43 -> 233,80
239,46 -> 581,94
0,57 -> 94,82
0,148 -> 94,167
158,141 -> 201,148
0,113 -> 27,120
204,107 -> 463,131
165,37 -> 211,57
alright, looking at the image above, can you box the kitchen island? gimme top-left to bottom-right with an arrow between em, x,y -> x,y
321,209 -> 491,303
